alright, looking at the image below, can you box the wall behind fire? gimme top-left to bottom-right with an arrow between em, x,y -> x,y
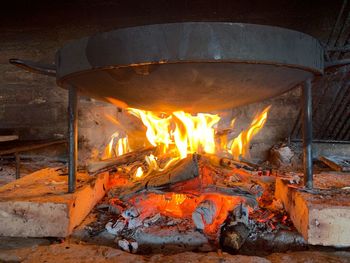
0,0 -> 341,163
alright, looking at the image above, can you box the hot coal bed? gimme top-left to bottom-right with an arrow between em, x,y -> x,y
0,19 -> 350,262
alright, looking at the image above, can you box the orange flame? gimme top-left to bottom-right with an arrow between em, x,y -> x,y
229,106 -> 271,160
128,109 -> 172,155
102,132 -> 130,160
135,167 -> 144,178
173,112 -> 220,158
102,104 -> 271,176
128,108 -> 220,160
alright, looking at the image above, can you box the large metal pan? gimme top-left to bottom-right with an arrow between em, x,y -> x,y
12,22 -> 325,112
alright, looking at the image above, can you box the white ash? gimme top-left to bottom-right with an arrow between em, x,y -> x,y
143,213 -> 161,227
192,200 -> 217,230
105,220 -> 126,235
118,239 -> 138,253
122,207 -> 139,219
283,172 -> 302,184
233,203 -> 249,226
166,218 -> 183,226
128,217 -> 143,229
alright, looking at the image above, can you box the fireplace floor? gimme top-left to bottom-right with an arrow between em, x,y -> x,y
275,172 -> 350,247
1,164 -> 350,260
0,240 -> 350,263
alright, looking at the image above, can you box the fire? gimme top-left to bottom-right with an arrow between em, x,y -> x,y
128,109 -> 172,154
102,132 -> 130,159
229,106 -> 271,160
102,105 -> 272,239
128,108 -> 220,160
173,112 -> 220,158
135,167 -> 144,178
127,192 -> 244,235
103,105 -> 271,176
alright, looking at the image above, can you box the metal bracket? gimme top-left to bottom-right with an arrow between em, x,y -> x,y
9,58 -> 56,77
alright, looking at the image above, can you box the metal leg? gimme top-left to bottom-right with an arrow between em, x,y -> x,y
68,85 -> 78,193
302,79 -> 313,189
15,152 -> 20,179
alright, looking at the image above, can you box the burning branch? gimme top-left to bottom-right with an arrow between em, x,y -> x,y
87,147 -> 155,174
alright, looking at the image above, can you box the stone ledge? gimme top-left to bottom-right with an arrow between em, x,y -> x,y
0,168 -> 109,237
275,172 -> 350,246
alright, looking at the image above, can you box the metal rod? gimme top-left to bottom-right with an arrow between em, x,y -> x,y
302,79 -> 313,189
68,85 -> 78,193
15,152 -> 20,179
290,139 -> 350,144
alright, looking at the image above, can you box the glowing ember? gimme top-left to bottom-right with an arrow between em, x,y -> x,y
127,192 -> 244,235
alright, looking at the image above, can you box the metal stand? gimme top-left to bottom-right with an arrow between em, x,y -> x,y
15,152 -> 20,179
68,85 -> 78,193
302,79 -> 313,189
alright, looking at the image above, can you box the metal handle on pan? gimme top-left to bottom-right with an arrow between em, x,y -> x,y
9,58 -> 56,77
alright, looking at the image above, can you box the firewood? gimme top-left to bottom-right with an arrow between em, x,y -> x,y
221,222 -> 250,251
203,154 -> 255,171
109,154 -> 259,207
87,147 -> 155,174
202,185 -> 258,207
110,154 -> 200,200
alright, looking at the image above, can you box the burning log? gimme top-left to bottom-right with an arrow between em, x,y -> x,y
87,147 -> 155,174
110,155 -> 199,200
203,154 -> 255,172
111,154 -> 200,200
131,225 -> 212,254
145,154 -> 200,189
202,185 -> 258,207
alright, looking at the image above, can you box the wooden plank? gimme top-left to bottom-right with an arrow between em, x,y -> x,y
0,135 -> 18,142
320,155 -> 350,172
0,168 -> 109,237
275,173 -> 350,246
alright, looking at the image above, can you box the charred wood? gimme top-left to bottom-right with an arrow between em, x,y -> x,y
221,222 -> 250,251
202,185 -> 258,207
87,147 -> 155,174
240,230 -> 306,256
204,154 -> 255,171
110,154 -> 200,200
